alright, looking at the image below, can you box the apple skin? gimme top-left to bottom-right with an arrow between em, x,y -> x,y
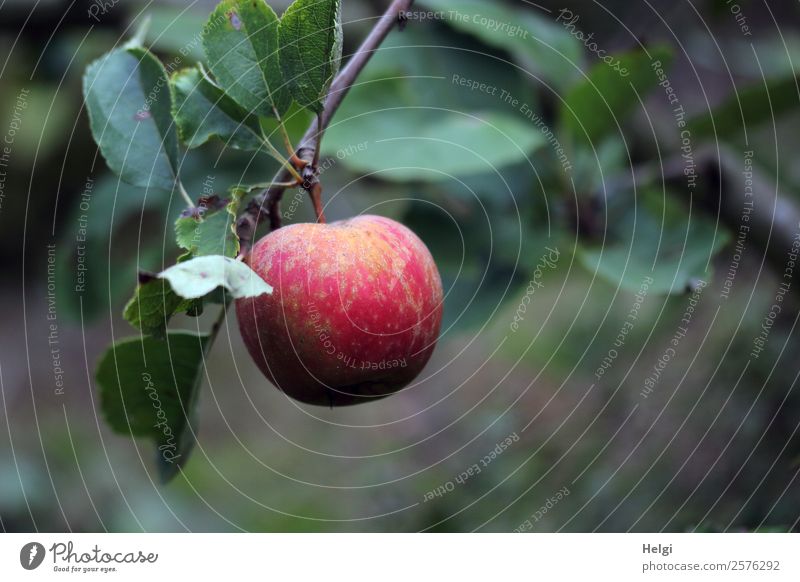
236,215 -> 443,406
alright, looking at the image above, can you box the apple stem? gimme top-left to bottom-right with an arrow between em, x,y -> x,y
310,182 -> 326,224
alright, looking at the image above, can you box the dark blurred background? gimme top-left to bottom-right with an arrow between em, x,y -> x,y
1,0 -> 800,532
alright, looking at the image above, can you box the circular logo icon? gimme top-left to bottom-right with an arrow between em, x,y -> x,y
19,542 -> 45,570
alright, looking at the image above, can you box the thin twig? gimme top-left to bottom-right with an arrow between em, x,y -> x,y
177,181 -> 195,208
312,112 -> 324,170
237,0 -> 415,257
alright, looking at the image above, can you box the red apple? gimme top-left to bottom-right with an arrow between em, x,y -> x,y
236,215 -> 443,406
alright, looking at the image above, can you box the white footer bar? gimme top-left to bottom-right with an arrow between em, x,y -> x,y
1,533 -> 797,580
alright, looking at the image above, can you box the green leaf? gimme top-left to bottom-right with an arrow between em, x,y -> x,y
688,75 -> 800,142
175,190 -> 244,258
83,45 -> 180,191
123,278 -> 199,339
562,46 -> 673,144
350,25 -> 534,114
96,332 -> 210,482
175,209 -> 237,257
324,108 -> 546,181
279,0 -> 342,113
417,0 -> 583,88
158,255 -> 273,299
202,0 -> 290,118
171,65 -> 265,150
323,40 -> 544,181
578,190 -> 731,295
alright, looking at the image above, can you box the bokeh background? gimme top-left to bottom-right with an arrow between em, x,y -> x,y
2,0 -> 800,532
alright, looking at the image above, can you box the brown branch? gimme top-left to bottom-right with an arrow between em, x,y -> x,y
237,0 -> 416,257
709,147 -> 800,279
594,144 -> 800,286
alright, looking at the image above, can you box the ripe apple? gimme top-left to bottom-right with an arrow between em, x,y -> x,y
236,215 -> 443,406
